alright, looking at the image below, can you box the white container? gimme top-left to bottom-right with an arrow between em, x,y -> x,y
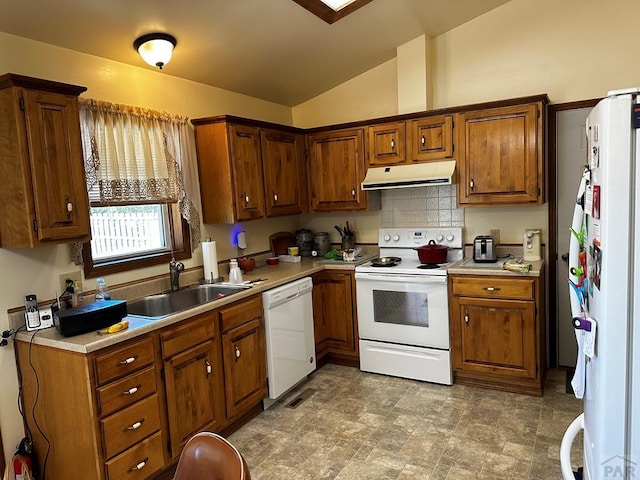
228,259 -> 243,284
523,229 -> 541,261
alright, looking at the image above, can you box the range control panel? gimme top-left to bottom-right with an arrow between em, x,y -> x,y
378,227 -> 463,249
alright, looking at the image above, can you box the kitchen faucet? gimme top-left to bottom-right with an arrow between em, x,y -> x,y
169,258 -> 185,291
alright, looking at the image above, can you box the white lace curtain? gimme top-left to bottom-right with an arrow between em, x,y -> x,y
71,99 -> 202,263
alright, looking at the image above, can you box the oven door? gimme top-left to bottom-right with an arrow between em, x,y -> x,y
355,272 -> 449,349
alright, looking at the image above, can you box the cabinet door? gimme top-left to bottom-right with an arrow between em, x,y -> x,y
307,128 -> 367,212
23,89 -> 90,241
164,340 -> 224,458
451,296 -> 536,379
457,103 -> 542,205
260,129 -> 304,216
312,272 -> 356,355
222,318 -> 267,419
407,115 -> 453,162
229,124 -> 265,220
367,122 -> 406,166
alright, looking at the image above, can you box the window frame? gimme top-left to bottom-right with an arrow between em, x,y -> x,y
82,202 -> 191,279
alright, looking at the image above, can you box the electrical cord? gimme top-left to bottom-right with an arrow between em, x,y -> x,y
28,330 -> 50,480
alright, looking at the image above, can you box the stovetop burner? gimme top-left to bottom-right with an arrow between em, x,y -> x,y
417,263 -> 442,269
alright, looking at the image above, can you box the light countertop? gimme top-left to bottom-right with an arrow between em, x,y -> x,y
14,254 -> 377,354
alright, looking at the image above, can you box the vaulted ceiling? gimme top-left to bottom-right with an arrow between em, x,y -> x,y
0,0 -> 510,106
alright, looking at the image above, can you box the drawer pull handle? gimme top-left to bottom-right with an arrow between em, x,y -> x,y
120,385 -> 141,396
273,193 -> 278,202
482,287 -> 501,292
390,138 -> 395,151
128,457 -> 149,472
234,345 -> 241,361
118,355 -> 138,366
421,134 -> 426,146
351,188 -> 356,198
125,419 -> 145,431
470,177 -> 474,190
464,311 -> 469,325
205,359 -> 212,377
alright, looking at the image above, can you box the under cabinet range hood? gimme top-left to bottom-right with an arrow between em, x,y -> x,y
361,161 -> 456,190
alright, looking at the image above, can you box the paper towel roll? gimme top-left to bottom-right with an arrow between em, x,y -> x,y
202,240 -> 219,282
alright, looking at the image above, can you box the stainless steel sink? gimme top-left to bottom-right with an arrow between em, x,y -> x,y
127,284 -> 249,319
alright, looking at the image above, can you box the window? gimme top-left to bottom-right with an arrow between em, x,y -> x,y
292,0 -> 372,24
76,99 -> 200,278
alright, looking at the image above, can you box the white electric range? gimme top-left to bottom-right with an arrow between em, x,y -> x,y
355,227 -> 463,385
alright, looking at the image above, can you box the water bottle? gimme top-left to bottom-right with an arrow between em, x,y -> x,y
95,278 -> 111,301
228,259 -> 243,284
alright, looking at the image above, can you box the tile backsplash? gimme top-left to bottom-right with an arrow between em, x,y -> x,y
381,185 -> 464,228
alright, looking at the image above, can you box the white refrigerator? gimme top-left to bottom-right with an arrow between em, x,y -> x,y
561,89 -> 640,479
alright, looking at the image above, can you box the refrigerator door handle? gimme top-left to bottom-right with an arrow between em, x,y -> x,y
560,413 -> 584,480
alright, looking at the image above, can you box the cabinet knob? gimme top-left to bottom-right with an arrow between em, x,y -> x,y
245,195 -> 250,204
351,188 -> 356,198
464,311 -> 469,325
421,135 -> 426,146
470,178 -> 475,190
120,385 -> 141,396
482,286 -> 501,292
124,419 -> 144,431
205,359 -> 212,377
128,458 -> 149,473
118,355 -> 137,366
234,345 -> 241,361
65,195 -> 73,219
390,138 -> 395,151
273,193 -> 278,202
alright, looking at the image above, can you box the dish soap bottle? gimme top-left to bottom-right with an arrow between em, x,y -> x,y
95,278 -> 111,301
228,259 -> 243,284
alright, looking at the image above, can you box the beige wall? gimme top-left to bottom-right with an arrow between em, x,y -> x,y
0,31 -> 300,463
292,0 -> 639,245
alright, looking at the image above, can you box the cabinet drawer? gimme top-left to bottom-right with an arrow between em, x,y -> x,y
220,295 -> 262,332
105,431 -> 165,480
97,366 -> 157,417
101,394 -> 161,459
451,277 -> 534,300
161,313 -> 216,358
95,337 -> 155,386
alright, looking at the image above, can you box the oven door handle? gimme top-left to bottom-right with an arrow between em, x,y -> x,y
355,273 -> 447,284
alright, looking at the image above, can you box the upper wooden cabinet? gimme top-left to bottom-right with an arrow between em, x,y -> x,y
0,74 -> 90,247
260,128 -> 306,217
367,115 -> 454,167
407,114 -> 454,162
456,101 -> 545,206
307,127 -> 378,212
367,121 -> 406,166
192,117 -> 306,223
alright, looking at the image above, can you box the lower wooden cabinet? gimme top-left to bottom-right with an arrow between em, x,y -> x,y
16,335 -> 166,480
219,296 -> 267,419
312,271 -> 359,366
16,293 -> 268,480
449,274 -> 546,396
160,312 -> 225,458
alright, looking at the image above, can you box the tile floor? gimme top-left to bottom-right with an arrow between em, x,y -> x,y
229,365 -> 584,479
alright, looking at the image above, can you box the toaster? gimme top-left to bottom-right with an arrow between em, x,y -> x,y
473,235 -> 497,262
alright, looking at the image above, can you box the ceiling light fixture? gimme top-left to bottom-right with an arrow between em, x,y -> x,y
133,33 -> 177,70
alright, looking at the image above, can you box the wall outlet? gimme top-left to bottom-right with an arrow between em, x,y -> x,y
59,271 -> 83,294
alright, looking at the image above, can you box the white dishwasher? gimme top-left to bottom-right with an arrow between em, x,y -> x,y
262,277 -> 315,406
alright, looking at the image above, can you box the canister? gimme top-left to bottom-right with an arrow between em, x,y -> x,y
313,232 -> 330,256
